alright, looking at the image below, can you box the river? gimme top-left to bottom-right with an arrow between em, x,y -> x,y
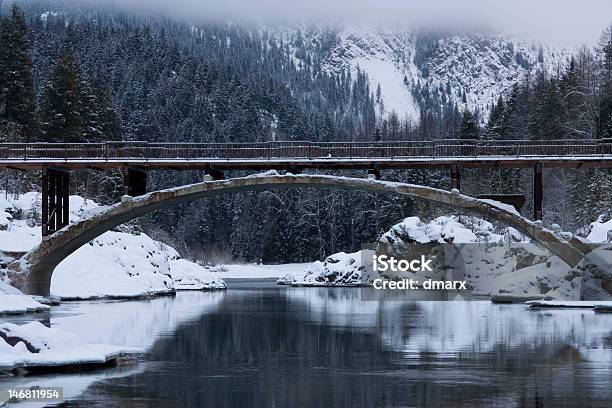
2,279 -> 612,407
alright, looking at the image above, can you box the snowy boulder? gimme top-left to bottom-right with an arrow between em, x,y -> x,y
278,252 -> 364,286
51,231 -> 177,300
573,244 -> 612,300
0,211 -> 12,231
375,215 -> 584,300
0,322 -> 140,375
169,259 -> 226,290
586,215 -> 612,243
379,215 -> 519,250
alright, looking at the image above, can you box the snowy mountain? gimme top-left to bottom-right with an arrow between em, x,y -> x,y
264,25 -> 572,122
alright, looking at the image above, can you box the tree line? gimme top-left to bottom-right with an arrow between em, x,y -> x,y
1,2 -> 611,263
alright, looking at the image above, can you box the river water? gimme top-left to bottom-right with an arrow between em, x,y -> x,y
2,280 -> 612,407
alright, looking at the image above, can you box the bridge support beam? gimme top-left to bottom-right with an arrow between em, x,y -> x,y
123,167 -> 147,197
533,162 -> 543,221
450,164 -> 461,191
42,168 -> 70,238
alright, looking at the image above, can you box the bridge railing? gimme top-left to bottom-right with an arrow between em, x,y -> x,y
0,139 -> 610,161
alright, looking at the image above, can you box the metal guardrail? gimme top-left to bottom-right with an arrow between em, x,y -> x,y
0,139 -> 610,161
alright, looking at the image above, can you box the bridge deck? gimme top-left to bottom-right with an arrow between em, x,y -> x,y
0,139 -> 611,170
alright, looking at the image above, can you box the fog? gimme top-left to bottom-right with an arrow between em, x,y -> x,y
56,0 -> 612,44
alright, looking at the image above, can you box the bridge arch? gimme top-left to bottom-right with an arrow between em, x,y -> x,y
9,173 -> 585,296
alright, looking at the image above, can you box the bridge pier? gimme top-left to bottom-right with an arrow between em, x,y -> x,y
450,164 -> 461,191
42,168 -> 70,238
203,168 -> 225,181
533,163 -> 543,221
367,168 -> 381,180
123,167 -> 147,197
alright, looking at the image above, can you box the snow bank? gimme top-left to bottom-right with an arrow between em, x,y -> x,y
377,215 -> 582,299
0,191 -> 225,302
51,232 -> 178,299
0,279 -> 48,315
278,252 -> 364,286
379,215 -> 523,247
0,322 -> 139,374
277,215 -> 598,299
586,215 -> 612,243
212,263 -> 309,279
169,259 -> 226,290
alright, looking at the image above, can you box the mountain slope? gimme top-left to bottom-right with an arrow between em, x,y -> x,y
265,25 -> 572,121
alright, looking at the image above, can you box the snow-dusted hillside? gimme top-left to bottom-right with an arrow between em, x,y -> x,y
264,25 -> 571,121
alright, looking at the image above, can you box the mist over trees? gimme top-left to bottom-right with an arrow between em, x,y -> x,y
0,1 -> 611,262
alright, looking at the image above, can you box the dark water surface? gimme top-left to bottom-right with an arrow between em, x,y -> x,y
5,281 -> 612,407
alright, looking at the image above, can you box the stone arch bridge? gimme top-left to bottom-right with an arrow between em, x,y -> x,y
8,174 -> 590,296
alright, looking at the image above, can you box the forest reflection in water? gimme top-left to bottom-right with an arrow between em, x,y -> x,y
52,283 -> 612,407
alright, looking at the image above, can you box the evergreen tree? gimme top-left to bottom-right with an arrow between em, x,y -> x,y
0,5 -> 37,141
40,46 -> 83,142
597,31 -> 612,138
485,96 -> 506,140
459,109 -> 479,139
531,76 -> 564,140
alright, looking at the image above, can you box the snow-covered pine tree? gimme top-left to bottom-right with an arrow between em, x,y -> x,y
40,46 -> 83,142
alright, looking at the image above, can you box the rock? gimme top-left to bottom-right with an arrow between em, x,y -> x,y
278,251 -> 365,286
574,244 -> 612,300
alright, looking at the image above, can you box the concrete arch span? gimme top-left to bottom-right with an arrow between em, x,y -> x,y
8,173 -> 586,296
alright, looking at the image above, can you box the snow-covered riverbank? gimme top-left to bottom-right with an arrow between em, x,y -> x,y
278,214 -> 612,300
0,192 -> 225,313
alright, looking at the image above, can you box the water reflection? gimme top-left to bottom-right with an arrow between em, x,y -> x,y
69,284 -> 611,407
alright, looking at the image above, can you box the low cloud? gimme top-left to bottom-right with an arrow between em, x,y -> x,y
86,0 -> 612,44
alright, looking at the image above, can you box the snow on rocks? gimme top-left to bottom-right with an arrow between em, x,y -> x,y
51,231 -> 177,300
379,215 -> 514,246
0,191 -> 226,303
586,215 -> 612,243
0,279 -> 48,315
573,244 -> 612,301
378,215 -> 580,299
169,259 -> 226,290
278,252 -> 364,286
0,321 -> 140,375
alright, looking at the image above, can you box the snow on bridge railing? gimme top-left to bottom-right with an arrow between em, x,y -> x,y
0,139 -> 610,161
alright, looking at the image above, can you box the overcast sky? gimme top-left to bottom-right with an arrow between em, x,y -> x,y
91,0 -> 611,45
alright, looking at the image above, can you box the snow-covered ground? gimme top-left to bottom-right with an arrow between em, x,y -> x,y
354,57 -> 420,121
0,279 -> 49,315
277,252 -> 363,286
280,214 -> 612,300
0,192 -> 226,311
211,262 -> 309,279
169,259 -> 226,290
0,321 -> 140,373
586,215 -> 612,242
0,291 -> 224,398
